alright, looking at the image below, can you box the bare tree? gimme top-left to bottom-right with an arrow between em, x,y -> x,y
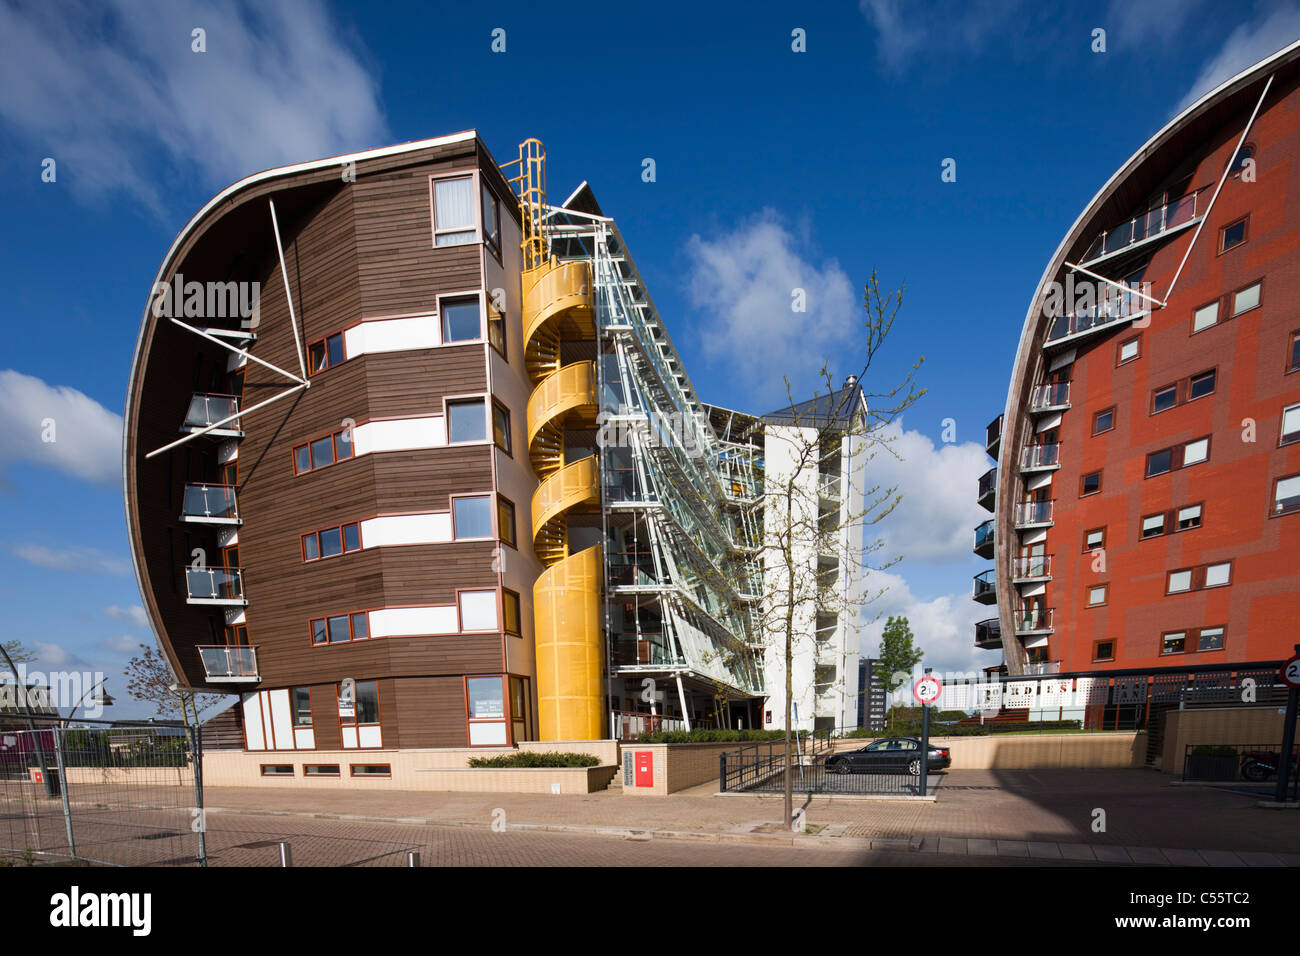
760,272 -> 924,827
124,644 -> 225,728
0,641 -> 36,678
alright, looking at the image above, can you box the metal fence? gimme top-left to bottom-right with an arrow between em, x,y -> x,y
0,722 -> 205,866
1180,743 -> 1300,800
719,732 -> 932,795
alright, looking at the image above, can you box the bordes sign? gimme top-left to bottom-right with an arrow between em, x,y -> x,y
49,886 -> 151,937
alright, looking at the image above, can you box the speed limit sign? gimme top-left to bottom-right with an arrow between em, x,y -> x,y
913,676 -> 942,705
1281,656 -> 1300,689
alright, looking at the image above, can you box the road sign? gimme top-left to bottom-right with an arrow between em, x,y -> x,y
1282,656 -> 1300,690
913,676 -> 941,705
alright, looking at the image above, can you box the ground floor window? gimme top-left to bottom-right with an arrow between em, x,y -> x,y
466,676 -> 507,746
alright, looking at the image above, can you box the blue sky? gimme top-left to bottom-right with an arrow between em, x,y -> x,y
1,0 -> 1297,717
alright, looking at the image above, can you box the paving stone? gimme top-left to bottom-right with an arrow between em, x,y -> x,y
1027,841 -> 1062,859
1196,849 -> 1244,866
1058,843 -> 1096,861
1092,845 -> 1133,863
1160,848 -> 1208,866
996,840 -> 1029,857
1236,851 -> 1284,866
967,838 -> 998,855
1125,846 -> 1169,865
938,837 -> 968,856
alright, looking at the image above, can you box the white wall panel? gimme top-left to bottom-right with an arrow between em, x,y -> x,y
358,725 -> 383,748
268,689 -> 293,751
293,728 -> 315,750
241,693 -> 264,750
346,315 -> 440,356
354,416 -> 445,456
369,605 -> 459,637
360,512 -> 453,547
458,590 -> 498,631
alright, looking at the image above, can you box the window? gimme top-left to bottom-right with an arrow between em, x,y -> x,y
1182,437 -> 1208,466
1232,281 -> 1261,316
492,402 -> 512,454
497,496 -> 516,548
1276,474 -> 1300,515
432,175 -> 477,246
502,589 -> 521,636
1281,404 -> 1300,446
293,428 -> 353,475
1084,527 -> 1106,551
350,764 -> 391,777
1188,370 -> 1216,400
302,522 -> 361,562
1289,331 -> 1300,374
441,295 -> 482,342
1117,336 -> 1141,365
459,590 -> 498,631
1205,563 -> 1232,588
1093,640 -> 1115,662
1146,437 -> 1209,477
488,306 -> 506,357
447,398 -> 486,443
1080,470 -> 1102,496
453,496 -> 492,538
1141,513 -> 1166,538
308,332 -> 346,374
292,687 -> 312,727
481,184 -> 500,255
310,611 -> 369,646
339,680 -> 379,726
1092,407 -> 1114,435
260,764 -> 294,776
1162,632 -> 1187,655
1176,505 -> 1202,530
1087,585 -> 1107,607
466,676 -> 508,746
1152,384 -> 1177,413
1166,570 -> 1193,594
1198,627 -> 1225,651
1220,216 -> 1247,251
1230,144 -> 1253,175
1192,301 -> 1219,332
304,764 -> 339,776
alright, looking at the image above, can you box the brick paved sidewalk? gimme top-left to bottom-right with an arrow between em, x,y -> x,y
188,768 -> 1300,860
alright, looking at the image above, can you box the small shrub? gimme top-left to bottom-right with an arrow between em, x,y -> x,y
466,752 -> 600,768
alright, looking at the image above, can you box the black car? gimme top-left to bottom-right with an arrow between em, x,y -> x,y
824,737 -> 951,776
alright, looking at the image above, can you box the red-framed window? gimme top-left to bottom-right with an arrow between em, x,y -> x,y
1145,436 -> 1210,477
302,521 -> 362,562
307,331 -> 346,375
310,611 -> 371,646
293,427 -> 355,475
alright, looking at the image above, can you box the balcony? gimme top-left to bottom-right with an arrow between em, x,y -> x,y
973,519 -> 995,559
1023,660 -> 1062,676
1020,442 -> 1060,472
1014,499 -> 1055,528
1014,607 -> 1054,634
1011,554 -> 1053,582
1028,382 -> 1070,413
985,415 -> 1002,460
182,393 -> 242,437
1079,189 -> 1202,266
972,569 -> 997,605
185,566 -> 247,606
974,617 -> 1001,650
196,645 -> 260,683
818,473 -> 842,501
977,467 -> 997,512
180,483 -> 240,524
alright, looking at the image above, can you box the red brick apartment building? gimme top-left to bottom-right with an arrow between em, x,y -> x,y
974,41 -> 1300,680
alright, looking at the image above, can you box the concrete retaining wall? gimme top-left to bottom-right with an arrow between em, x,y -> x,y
1161,707 -> 1299,773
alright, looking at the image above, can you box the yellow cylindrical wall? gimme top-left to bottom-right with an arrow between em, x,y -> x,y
534,543 -> 604,741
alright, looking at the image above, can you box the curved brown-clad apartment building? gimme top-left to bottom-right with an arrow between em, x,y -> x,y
974,42 -> 1300,680
125,131 -> 549,752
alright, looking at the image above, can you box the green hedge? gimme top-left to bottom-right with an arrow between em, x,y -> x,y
633,729 -> 810,744
466,752 -> 600,768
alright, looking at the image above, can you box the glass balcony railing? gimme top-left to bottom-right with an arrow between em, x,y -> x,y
973,569 -> 996,604
1015,608 -> 1054,633
977,467 -> 997,509
985,415 -> 1002,456
181,483 -> 239,522
1029,382 -> 1070,411
183,393 -> 241,431
1023,660 -> 1062,676
1012,554 -> 1053,579
185,566 -> 246,604
1020,443 -> 1060,470
1014,500 -> 1055,526
973,519 -> 995,557
1080,190 -> 1201,264
818,473 -> 842,500
974,617 -> 1001,648
197,645 -> 259,682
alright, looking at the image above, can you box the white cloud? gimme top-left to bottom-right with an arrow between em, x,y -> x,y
14,544 -> 131,576
1174,5 -> 1300,113
0,0 -> 389,211
0,370 -> 122,486
859,570 -> 993,679
29,641 -> 90,670
864,419 -> 992,564
104,605 -> 149,628
858,0 -> 1020,74
684,211 -> 857,408
102,635 -> 141,654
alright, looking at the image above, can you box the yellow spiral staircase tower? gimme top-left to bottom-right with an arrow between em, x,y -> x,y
507,139 -> 605,741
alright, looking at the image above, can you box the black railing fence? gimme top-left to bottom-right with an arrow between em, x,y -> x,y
1181,742 -> 1300,799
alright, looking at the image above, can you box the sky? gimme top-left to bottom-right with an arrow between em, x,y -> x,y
1,0 -> 1297,719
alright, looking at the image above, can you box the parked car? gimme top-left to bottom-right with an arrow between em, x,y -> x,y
824,737 -> 951,776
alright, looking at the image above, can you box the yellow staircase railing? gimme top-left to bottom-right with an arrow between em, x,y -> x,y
527,360 -> 598,482
533,542 -> 604,741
